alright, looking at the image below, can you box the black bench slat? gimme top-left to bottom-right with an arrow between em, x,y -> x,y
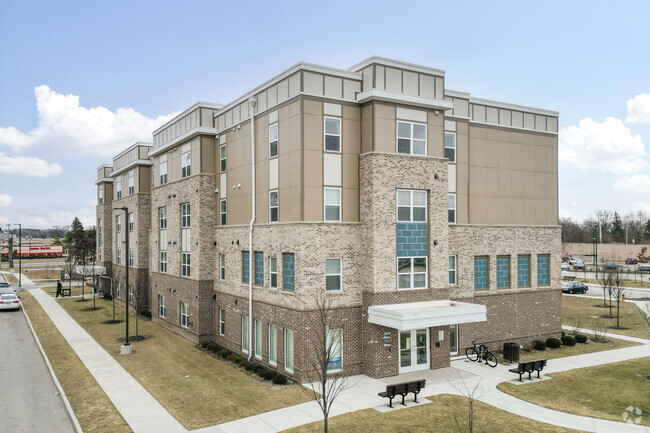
509,359 -> 547,381
378,379 -> 426,408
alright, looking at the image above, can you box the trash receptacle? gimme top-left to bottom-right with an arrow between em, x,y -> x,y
503,342 -> 520,363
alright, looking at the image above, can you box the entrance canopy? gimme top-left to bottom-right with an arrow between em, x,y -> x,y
368,300 -> 487,331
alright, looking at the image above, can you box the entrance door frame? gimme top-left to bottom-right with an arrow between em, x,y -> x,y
398,328 -> 430,374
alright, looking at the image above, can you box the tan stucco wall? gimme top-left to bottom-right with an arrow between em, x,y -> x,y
563,243 -> 649,262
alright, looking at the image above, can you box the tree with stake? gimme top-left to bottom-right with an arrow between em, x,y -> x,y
449,374 -> 485,433
598,269 -> 613,308
610,273 -> 628,328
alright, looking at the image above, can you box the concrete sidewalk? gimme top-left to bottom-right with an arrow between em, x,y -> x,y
29,288 -> 187,433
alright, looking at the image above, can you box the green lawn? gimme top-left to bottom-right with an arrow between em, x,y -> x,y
499,338 -> 639,364
563,296 -> 650,339
499,357 -> 650,426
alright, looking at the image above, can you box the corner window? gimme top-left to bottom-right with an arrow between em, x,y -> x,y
326,329 -> 342,373
448,194 -> 456,224
219,308 -> 225,335
128,171 -> 134,195
397,121 -> 427,155
326,258 -> 342,292
160,155 -> 168,185
242,315 -> 249,353
128,249 -> 134,267
219,254 -> 225,280
269,123 -> 278,158
270,256 -> 278,288
537,254 -> 550,286
474,256 -> 489,290
497,256 -> 510,289
518,255 -> 530,287
254,319 -> 263,359
283,253 -> 295,291
444,132 -> 456,163
98,219 -> 103,248
116,179 -> 122,198
181,252 -> 190,277
159,251 -> 167,273
220,145 -> 226,172
397,189 -> 427,222
269,191 -> 279,223
397,257 -> 427,289
449,255 -> 457,285
181,203 -> 190,228
180,302 -> 189,328
324,187 -> 341,222
181,149 -> 191,178
324,117 -> 341,152
284,328 -> 294,372
269,324 -> 277,365
159,207 -> 167,229
128,213 -> 133,232
158,295 -> 166,317
220,199 -> 227,225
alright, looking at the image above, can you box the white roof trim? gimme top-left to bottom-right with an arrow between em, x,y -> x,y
149,126 -> 217,157
368,300 -> 487,331
153,102 -> 223,135
110,159 -> 152,177
113,142 -> 153,161
470,97 -> 558,117
356,89 -> 454,111
97,164 -> 113,170
349,56 -> 446,77
445,89 -> 470,99
94,177 -> 113,185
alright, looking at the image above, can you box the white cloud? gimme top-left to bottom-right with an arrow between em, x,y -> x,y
625,93 -> 650,123
559,208 -> 573,219
633,201 -> 650,213
0,85 -> 179,156
0,194 -> 12,207
0,206 -> 95,229
613,174 -> 650,191
559,117 -> 647,173
0,153 -> 63,177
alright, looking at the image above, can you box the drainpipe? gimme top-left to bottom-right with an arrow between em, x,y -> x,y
248,96 -> 257,361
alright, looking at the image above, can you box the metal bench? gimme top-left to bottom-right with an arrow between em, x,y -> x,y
508,359 -> 547,381
378,379 -> 426,408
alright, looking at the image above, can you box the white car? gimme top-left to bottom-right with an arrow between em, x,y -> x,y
0,293 -> 20,311
561,262 -> 570,270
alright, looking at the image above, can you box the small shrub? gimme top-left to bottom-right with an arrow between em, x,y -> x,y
201,341 -> 210,349
532,340 -> 546,351
205,342 -> 218,352
245,363 -> 254,371
226,353 -> 236,361
561,331 -> 565,338
140,309 -> 152,319
561,335 -> 576,346
221,349 -> 232,359
575,334 -> 588,344
251,364 -> 261,373
272,375 -> 287,385
240,360 -> 249,368
257,367 -> 268,377
234,355 -> 245,364
546,337 -> 562,349
264,370 -> 277,381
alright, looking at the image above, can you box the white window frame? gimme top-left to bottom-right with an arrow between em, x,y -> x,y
181,203 -> 190,228
324,117 -> 341,153
128,171 -> 134,195
242,315 -> 249,354
160,251 -> 167,273
219,254 -> 225,280
397,256 -> 428,290
269,123 -> 278,158
220,144 -> 227,172
116,178 -> 122,198
396,121 -> 427,155
396,189 -> 427,222
284,328 -> 294,373
325,257 -> 342,292
219,308 -> 225,335
220,199 -> 227,226
128,284 -> 133,304
269,190 -> 278,223
270,256 -> 278,289
116,282 -> 121,298
254,319 -> 263,360
128,213 -> 133,232
449,255 -> 457,285
269,324 -> 278,366
159,295 -> 166,317
116,215 -> 121,233
444,131 -> 456,163
448,193 -> 457,224
98,186 -> 103,204
159,207 -> 167,229
116,247 -> 121,265
98,219 -> 103,248
160,160 -> 168,185
181,150 -> 191,178
326,328 -> 343,373
180,302 -> 189,328
128,248 -> 134,267
450,324 -> 459,355
181,252 -> 190,277
324,187 -> 341,222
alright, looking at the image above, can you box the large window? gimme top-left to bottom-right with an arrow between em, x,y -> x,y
324,187 -> 341,222
518,255 -> 530,287
116,247 -> 121,265
269,191 -> 279,223
254,319 -> 263,359
128,248 -> 134,266
450,324 -> 458,355
397,189 -> 427,222
448,194 -> 456,224
537,254 -> 550,286
284,328 -> 294,372
128,171 -> 134,195
449,255 -> 457,285
220,199 -> 227,225
326,329 -> 342,373
159,207 -> 167,229
128,285 -> 133,304
181,252 -> 190,277
116,178 -> 122,198
283,253 -> 295,291
474,256 -> 489,290
116,215 -> 121,232
242,252 -> 250,283
181,149 -> 191,178
159,155 -> 168,185
269,324 -> 278,365
270,256 -> 278,288
324,117 -> 341,152
181,203 -> 190,228
497,256 -> 510,289
159,251 -> 167,273
269,123 -> 278,158
128,213 -> 133,232
326,258 -> 342,291
158,295 -> 166,317
98,186 -> 103,204
397,257 -> 427,289
242,315 -> 249,353
98,219 -> 103,248
219,254 -> 225,280
219,308 -> 225,335
180,302 -> 189,328
397,121 -> 427,155
254,252 -> 264,286
220,145 -> 226,172
444,132 -> 456,162
116,282 -> 121,298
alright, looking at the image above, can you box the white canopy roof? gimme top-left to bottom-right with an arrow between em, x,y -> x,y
368,300 -> 487,331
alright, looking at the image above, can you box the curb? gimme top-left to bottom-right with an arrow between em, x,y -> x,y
21,298 -> 84,433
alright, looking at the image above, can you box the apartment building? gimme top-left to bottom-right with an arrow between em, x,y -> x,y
98,57 -> 561,381
95,165 -> 113,273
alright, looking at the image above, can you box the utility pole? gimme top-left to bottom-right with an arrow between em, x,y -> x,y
114,206 -> 131,355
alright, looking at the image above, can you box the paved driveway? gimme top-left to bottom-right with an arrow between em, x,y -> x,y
0,308 -> 75,433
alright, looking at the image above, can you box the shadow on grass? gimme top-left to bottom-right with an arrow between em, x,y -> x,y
80,307 -> 103,312
115,335 -> 149,342
100,319 -> 124,325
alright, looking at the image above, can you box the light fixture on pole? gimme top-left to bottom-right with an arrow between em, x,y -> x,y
114,206 -> 131,355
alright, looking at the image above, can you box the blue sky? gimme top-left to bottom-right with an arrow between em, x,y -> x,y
2,0 -> 650,228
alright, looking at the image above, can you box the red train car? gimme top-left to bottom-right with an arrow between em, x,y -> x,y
1,244 -> 63,259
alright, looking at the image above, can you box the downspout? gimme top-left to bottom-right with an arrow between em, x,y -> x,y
248,96 -> 257,361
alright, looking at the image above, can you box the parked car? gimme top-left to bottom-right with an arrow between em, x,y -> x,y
0,282 -> 13,294
0,293 -> 20,310
562,282 -> 588,294
626,257 -> 638,265
568,259 -> 579,265
573,260 -> 585,270
640,264 -> 650,272
561,262 -> 570,270
605,262 -> 617,269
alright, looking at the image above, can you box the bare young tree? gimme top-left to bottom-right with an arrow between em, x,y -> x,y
303,295 -> 355,433
598,269 -> 613,308
592,320 -> 608,342
62,252 -> 76,296
449,374 -> 485,433
643,303 -> 650,330
610,274 -> 628,329
110,267 -> 123,322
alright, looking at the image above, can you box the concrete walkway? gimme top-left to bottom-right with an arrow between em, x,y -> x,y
29,288 -> 187,433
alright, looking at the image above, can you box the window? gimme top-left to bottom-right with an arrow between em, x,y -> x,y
324,187 -> 341,222
98,219 -> 103,248
269,123 -> 278,158
518,255 -> 530,287
158,295 -> 166,317
116,247 -> 121,265
116,215 -> 121,232
450,324 -> 458,355
449,255 -> 457,285
98,186 -> 103,204
269,191 -> 278,223
270,256 -> 278,288
219,254 -> 225,280
152,170 -> 154,187
284,328 -> 294,372
326,329 -> 342,373
128,213 -> 133,232
159,207 -> 167,229
242,316 -> 249,353
220,199 -> 227,225
128,248 -> 134,267
128,284 -> 133,304
159,251 -> 167,272
474,256 -> 489,290
160,155 -> 168,185
128,171 -> 134,195
254,319 -> 262,359
397,189 -> 427,222
397,121 -> 426,155
283,253 -> 295,291
180,302 -> 189,328
497,256 -> 510,289
181,149 -> 191,178
181,203 -> 190,228
220,145 -> 226,172
444,132 -> 456,162
181,252 -> 190,277
269,324 -> 277,365
326,258 -> 342,291
116,282 -> 121,298
219,308 -> 225,335
324,117 -> 341,152
242,252 -> 250,283
537,254 -> 550,286
397,257 -> 427,289
448,194 -> 456,224
116,178 -> 122,198
254,252 -> 264,286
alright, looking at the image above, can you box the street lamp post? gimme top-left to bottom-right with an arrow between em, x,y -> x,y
114,206 -> 131,354
594,224 -> 598,279
8,224 -> 22,288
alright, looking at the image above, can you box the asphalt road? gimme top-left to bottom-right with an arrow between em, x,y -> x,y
0,307 -> 76,433
575,283 -> 650,300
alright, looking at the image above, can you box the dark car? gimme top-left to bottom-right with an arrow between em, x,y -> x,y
605,262 -> 617,269
562,281 -> 588,294
626,257 -> 638,264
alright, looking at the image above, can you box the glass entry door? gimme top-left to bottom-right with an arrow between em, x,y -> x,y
399,329 -> 430,373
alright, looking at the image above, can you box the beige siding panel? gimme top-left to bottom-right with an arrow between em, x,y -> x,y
453,98 -> 469,118
474,105 -> 486,123
362,67 -> 373,92
396,107 -> 427,123
342,109 -> 360,154
511,170 -> 524,198
457,193 -> 468,224
456,163 -> 469,196
385,67 -> 401,92
471,166 -> 487,197
535,115 -> 546,132
499,109 -> 511,126
375,65 -> 385,90
361,105 -> 373,154
523,113 -> 535,129
267,84 -> 278,107
289,73 -> 301,96
323,153 -> 342,186
269,158 -> 279,190
486,167 -> 500,197
277,79 -> 289,101
511,111 -> 523,128
304,186 -> 323,221
220,173 -> 227,198
324,76 -> 343,98
420,75 -> 435,99
486,107 -> 499,124
303,150 -> 323,187
547,117 -> 558,133
303,113 -> 323,151
342,153 -> 359,191
434,77 -> 444,99
342,187 -> 358,222
403,71 -> 419,96
343,79 -> 361,100
427,111 -> 444,158
323,103 -> 342,117
303,72 -> 323,95
499,169 -> 512,198
448,164 -> 456,192
374,117 -> 395,153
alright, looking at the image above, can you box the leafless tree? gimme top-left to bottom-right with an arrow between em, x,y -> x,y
110,267 -> 123,322
592,320 -> 608,342
610,275 -> 628,328
449,374 -> 485,433
569,318 -> 583,335
62,253 -> 76,296
302,295 -> 355,433
598,270 -> 613,307
130,281 -> 148,339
